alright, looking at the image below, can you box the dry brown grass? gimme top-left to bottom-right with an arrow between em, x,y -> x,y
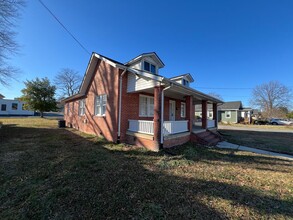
1,118 -> 293,219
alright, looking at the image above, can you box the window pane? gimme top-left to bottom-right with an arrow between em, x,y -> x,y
149,97 -> 154,116
150,64 -> 156,74
144,61 -> 150,71
95,96 -> 100,115
181,103 -> 185,117
12,103 -> 18,110
1,104 -> 6,111
102,95 -> 107,115
139,96 -> 147,116
97,106 -> 101,115
102,106 -> 106,115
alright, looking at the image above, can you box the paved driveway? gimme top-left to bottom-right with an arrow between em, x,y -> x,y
218,125 -> 293,133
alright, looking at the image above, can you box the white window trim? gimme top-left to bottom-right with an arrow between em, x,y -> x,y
95,94 -> 107,116
142,60 -> 157,74
181,102 -> 186,117
139,94 -> 154,117
225,111 -> 231,118
79,99 -> 86,116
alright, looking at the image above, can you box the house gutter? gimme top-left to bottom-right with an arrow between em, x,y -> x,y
117,68 -> 127,143
160,83 -> 173,147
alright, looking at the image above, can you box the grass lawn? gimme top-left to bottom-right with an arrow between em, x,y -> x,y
219,129 -> 293,155
1,118 -> 293,219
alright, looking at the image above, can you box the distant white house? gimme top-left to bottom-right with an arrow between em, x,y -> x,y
0,95 -> 34,116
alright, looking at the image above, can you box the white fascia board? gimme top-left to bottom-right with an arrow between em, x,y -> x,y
129,68 -> 164,82
162,78 -> 222,103
68,54 -> 127,103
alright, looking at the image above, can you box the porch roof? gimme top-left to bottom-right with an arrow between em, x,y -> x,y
130,70 -> 222,104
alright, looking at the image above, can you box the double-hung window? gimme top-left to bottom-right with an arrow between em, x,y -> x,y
79,99 -> 86,116
12,103 -> 18,110
95,94 -> 107,116
181,102 -> 186,117
143,61 -> 156,74
139,95 -> 154,117
1,104 -> 6,111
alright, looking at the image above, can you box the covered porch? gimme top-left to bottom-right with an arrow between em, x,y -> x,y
126,83 -> 220,148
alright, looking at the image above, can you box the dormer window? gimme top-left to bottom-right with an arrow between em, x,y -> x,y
182,79 -> 189,87
144,61 -> 156,74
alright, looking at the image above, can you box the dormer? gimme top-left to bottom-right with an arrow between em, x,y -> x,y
124,52 -> 165,75
169,73 -> 194,87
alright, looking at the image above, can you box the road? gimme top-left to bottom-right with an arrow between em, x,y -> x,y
218,125 -> 293,133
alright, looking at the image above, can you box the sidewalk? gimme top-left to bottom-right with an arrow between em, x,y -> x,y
217,141 -> 293,161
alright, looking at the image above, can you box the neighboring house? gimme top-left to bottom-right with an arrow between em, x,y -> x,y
0,96 -> 34,116
195,104 -> 214,120
63,52 -> 222,151
218,101 -> 252,124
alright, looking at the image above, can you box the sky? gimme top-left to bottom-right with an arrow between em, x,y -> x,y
1,0 -> 293,107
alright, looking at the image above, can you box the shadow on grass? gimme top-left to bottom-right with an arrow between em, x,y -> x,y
1,124 -> 292,219
219,129 -> 293,155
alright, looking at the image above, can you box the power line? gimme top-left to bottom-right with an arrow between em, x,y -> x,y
196,87 -> 253,90
196,85 -> 293,90
38,0 -> 90,55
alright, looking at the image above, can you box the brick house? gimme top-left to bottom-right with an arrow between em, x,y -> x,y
63,52 -> 222,151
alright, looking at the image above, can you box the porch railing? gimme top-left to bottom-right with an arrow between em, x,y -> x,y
163,120 -> 188,135
207,119 -> 215,128
128,120 -> 154,135
128,120 -> 188,136
193,119 -> 215,128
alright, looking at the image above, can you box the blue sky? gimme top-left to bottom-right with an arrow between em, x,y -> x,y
1,0 -> 293,107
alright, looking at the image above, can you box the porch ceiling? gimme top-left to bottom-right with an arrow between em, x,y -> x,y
131,85 -> 218,104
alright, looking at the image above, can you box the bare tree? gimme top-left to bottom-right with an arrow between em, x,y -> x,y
208,92 -> 224,101
250,81 -> 292,118
54,68 -> 82,98
0,0 -> 25,86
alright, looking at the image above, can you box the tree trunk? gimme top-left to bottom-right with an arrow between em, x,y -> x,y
40,112 -> 44,118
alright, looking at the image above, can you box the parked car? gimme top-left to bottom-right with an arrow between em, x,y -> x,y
253,119 -> 270,125
270,118 -> 293,126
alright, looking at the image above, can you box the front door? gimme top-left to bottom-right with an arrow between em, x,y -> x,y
169,100 -> 176,121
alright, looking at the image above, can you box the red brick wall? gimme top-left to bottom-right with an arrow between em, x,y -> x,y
64,61 -> 194,149
125,134 -> 158,151
163,134 -> 190,148
64,59 -> 119,142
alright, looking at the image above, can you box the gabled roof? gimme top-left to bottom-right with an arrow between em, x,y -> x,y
124,52 -> 165,68
218,101 -> 243,110
0,94 -> 4,99
169,73 -> 194,83
63,52 -> 223,104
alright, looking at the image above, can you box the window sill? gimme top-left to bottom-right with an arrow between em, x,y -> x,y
94,115 -> 106,118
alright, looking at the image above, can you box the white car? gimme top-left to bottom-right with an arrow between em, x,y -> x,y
270,118 -> 293,125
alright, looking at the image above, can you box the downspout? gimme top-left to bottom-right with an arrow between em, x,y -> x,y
160,83 -> 173,148
117,68 -> 127,143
